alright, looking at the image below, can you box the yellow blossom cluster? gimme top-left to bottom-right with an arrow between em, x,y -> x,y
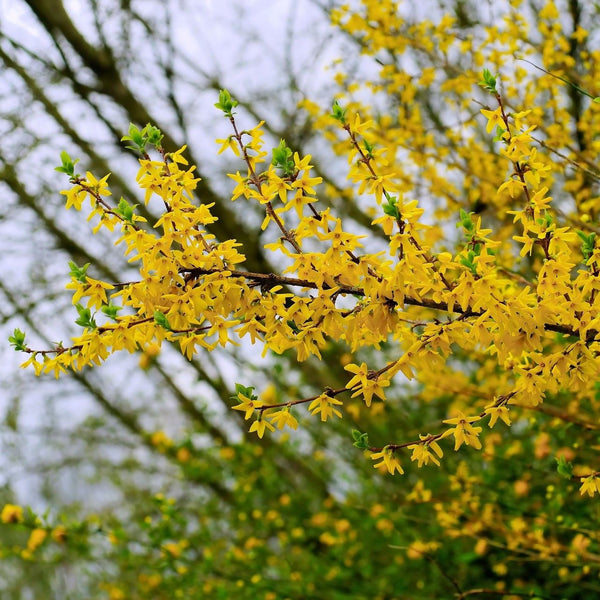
18,95 -> 600,497
16,1 -> 600,500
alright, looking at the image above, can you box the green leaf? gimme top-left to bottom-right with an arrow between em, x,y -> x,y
271,139 -> 295,176
75,304 -> 97,330
55,151 -> 79,177
478,68 -> 497,94
577,230 -> 596,260
214,89 -> 238,117
492,126 -> 507,142
142,124 -> 163,149
457,551 -> 479,564
8,328 -> 26,351
382,195 -> 398,218
286,320 -> 300,334
232,383 -> 257,400
458,208 -> 474,232
101,303 -> 121,320
352,429 -> 369,449
68,261 -> 91,283
383,202 -> 399,218
330,100 -> 347,124
555,455 -> 573,480
153,310 -> 171,331
460,256 -> 477,275
116,197 -> 136,223
577,230 -> 589,242
121,123 -> 148,153
4,395 -> 19,431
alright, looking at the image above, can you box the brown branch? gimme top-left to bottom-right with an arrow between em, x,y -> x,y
228,114 -> 303,254
181,265 -> 595,342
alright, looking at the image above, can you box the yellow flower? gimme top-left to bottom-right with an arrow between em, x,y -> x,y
345,362 -> 389,406
232,393 -> 262,420
84,277 -> 115,309
485,405 -> 511,428
513,233 -> 535,256
168,145 -> 189,165
370,447 -> 404,475
268,407 -> 299,430
249,416 -> 275,439
350,113 -> 374,136
163,542 -> 182,557
480,107 -> 504,134
1,504 -> 23,524
409,435 -> 444,467
176,447 -> 191,463
407,539 -> 440,559
360,377 -> 389,407
61,186 -> 87,210
150,430 -> 173,448
580,474 -> 600,497
497,177 -> 526,198
308,394 -> 343,421
539,0 -> 559,19
443,411 -> 483,451
345,362 -> 369,390
51,525 -> 68,543
367,173 -> 400,204
27,528 -> 47,552
264,168 -> 292,203
215,135 -> 240,156
84,171 -> 111,197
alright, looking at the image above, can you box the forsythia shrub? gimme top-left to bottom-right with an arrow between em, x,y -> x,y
4,1 -> 600,598
13,63 -> 600,486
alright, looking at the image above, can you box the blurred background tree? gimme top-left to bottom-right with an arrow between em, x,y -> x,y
1,0 -> 600,598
